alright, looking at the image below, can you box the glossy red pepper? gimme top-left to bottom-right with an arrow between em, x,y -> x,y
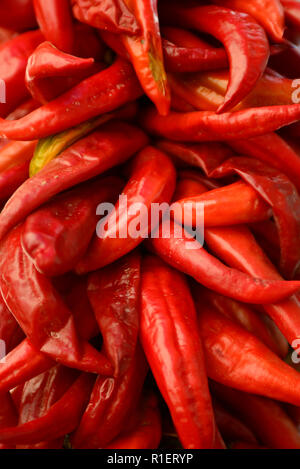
0,57 -> 143,140
0,121 -> 148,242
149,220 -> 300,305
140,255 -> 215,449
198,306 -> 300,406
76,146 -> 176,274
26,42 -> 100,104
159,3 -> 270,113
33,0 -> 75,53
141,103 -> 300,142
22,176 -> 123,277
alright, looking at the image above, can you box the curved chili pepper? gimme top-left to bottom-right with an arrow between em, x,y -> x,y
149,220 -> 300,304
26,41 -> 99,104
0,140 -> 37,174
198,306 -> 300,406
76,146 -> 176,274
22,176 -> 123,277
211,157 -> 300,279
0,0 -> 37,32
213,398 -> 258,445
0,30 -> 43,118
122,0 -> 170,116
72,345 -> 148,449
173,181 -> 272,228
159,3 -> 270,113
6,98 -> 39,121
87,251 -> 141,376
72,0 -> 140,35
211,0 -> 285,42
0,57 -> 143,140
0,160 -> 29,201
211,381 -> 300,449
33,0 -> 75,53
141,103 -> 300,142
105,393 -> 162,449
0,121 -> 148,242
0,224 -> 113,375
140,255 -> 215,449
228,133 -> 300,193
0,372 -> 95,445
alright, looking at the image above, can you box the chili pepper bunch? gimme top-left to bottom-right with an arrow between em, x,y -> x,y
1,0 -> 300,451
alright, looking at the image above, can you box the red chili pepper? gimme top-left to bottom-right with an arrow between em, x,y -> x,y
33,0 -> 75,53
172,180 -> 272,228
159,3 -> 270,113
141,103 -> 300,142
122,0 -> 170,116
0,392 -> 18,449
76,146 -> 176,274
0,30 -> 43,118
211,0 -> 285,42
0,372 -> 95,445
140,255 -> 215,449
72,345 -> 148,449
211,157 -> 300,279
87,251 -> 141,376
211,381 -> 300,449
198,305 -> 300,406
0,57 -> 143,140
0,0 -> 37,32
71,0 -> 140,35
6,98 -> 39,121
228,133 -> 300,193
22,176 -> 123,277
105,393 -> 162,449
0,121 -> 148,242
0,224 -> 113,375
150,220 -> 300,305
213,398 -> 258,445
26,41 -> 100,104
0,292 -> 24,353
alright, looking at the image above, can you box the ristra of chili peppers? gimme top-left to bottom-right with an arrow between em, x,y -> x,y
0,121 -> 148,242
105,393 -> 162,449
210,157 -> 300,279
0,57 -> 143,140
0,224 -> 113,375
159,3 -> 270,113
33,0 -> 75,54
141,103 -> 300,142
21,176 -> 124,277
76,145 -> 176,274
140,255 -> 216,449
197,304 -> 300,407
25,41 -> 99,105
211,0 -> 285,42
172,180 -> 272,228
0,372 -> 95,446
0,30 -> 43,118
211,381 -> 300,449
71,0 -> 140,35
149,219 -> 300,305
121,0 -> 170,116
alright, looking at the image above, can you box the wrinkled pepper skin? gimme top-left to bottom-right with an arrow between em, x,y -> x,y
140,255 -> 216,449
